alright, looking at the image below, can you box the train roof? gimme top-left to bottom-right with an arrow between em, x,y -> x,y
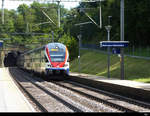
21,45 -> 45,55
46,42 -> 66,49
21,42 -> 66,55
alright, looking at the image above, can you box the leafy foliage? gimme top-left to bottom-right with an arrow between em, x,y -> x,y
58,34 -> 78,60
0,0 -> 150,60
64,0 -> 150,47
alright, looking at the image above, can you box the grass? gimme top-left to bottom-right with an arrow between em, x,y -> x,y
70,49 -> 150,83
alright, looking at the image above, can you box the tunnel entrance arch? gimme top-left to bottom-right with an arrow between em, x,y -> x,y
0,44 -> 25,67
4,51 -> 20,67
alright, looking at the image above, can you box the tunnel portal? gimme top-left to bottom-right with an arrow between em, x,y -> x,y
4,51 -> 20,67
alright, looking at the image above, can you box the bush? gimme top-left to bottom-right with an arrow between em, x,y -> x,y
58,34 -> 78,61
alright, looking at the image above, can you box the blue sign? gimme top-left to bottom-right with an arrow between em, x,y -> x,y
0,41 -> 3,47
100,41 -> 129,48
112,48 -> 120,54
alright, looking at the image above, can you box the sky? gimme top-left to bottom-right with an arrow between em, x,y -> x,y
0,0 -> 79,10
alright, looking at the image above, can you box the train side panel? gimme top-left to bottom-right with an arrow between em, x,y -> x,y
17,43 -> 69,79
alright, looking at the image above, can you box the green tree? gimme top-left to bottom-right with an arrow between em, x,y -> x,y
58,34 -> 78,60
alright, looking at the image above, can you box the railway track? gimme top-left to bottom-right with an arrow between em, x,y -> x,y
9,67 -> 150,112
52,81 -> 150,112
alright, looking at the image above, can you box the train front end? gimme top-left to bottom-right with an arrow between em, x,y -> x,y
45,43 -> 69,76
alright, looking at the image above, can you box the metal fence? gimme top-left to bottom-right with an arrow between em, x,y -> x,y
81,44 -> 150,60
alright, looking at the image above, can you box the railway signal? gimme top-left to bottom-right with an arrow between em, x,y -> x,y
75,21 -> 92,74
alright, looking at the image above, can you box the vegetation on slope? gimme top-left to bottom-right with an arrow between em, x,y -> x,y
70,49 -> 150,83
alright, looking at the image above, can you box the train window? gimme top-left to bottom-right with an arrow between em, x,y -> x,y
47,43 -> 67,62
50,51 -> 65,62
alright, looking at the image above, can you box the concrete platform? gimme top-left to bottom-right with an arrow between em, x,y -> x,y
69,72 -> 150,103
0,68 -> 35,112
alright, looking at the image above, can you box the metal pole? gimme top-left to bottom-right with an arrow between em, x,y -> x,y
77,34 -> 81,74
107,16 -> 112,78
105,25 -> 111,79
120,0 -> 124,80
52,31 -> 54,42
108,16 -> 112,25
107,30 -> 110,78
57,1 -> 60,28
99,2 -> 102,29
78,37 -> 80,73
75,22 -> 92,74
26,22 -> 29,33
2,0 -> 4,24
78,25 -> 82,74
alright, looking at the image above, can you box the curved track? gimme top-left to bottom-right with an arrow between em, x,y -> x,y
9,67 -> 150,112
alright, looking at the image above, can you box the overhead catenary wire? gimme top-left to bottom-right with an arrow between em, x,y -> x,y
8,0 -> 103,2
42,10 -> 57,26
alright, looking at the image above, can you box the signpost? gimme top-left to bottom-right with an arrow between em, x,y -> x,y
0,41 -> 3,67
100,41 -> 129,48
0,41 -> 3,47
100,41 -> 129,79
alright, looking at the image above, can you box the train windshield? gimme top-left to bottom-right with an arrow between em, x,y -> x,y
48,43 -> 66,62
50,51 -> 66,62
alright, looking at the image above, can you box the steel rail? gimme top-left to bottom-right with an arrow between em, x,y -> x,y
51,81 -> 136,112
8,68 -> 48,112
67,80 -> 150,110
11,68 -> 83,112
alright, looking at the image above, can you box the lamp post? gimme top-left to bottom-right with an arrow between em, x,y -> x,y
105,24 -> 112,78
77,34 -> 82,74
52,31 -> 54,42
75,21 -> 92,74
57,1 -> 60,28
2,0 -> 4,24
120,0 -> 125,80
